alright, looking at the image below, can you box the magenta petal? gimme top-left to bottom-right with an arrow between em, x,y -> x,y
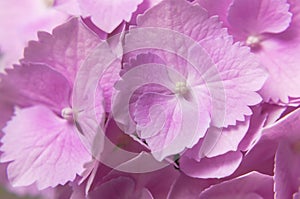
228,0 -> 292,37
0,101 -> 14,130
0,63 -> 71,113
274,142 -> 300,199
199,172 -> 274,199
180,151 -> 242,178
0,106 -> 90,189
22,18 -> 100,84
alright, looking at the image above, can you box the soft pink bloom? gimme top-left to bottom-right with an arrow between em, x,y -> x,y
197,0 -> 300,104
0,0 -> 68,71
0,18 -> 104,189
55,0 -> 143,33
113,0 -> 267,161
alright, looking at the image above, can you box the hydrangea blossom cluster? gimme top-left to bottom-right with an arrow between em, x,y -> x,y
0,0 -> 299,198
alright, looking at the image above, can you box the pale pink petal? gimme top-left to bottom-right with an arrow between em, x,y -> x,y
0,106 -> 91,189
180,151 -> 243,178
54,0 -> 82,15
250,0 -> 300,103
0,0 -> 68,71
228,0 -> 292,39
198,118 -> 250,158
199,172 -> 274,199
22,18 -> 100,85
193,0 -> 233,24
0,63 -> 71,113
77,0 -> 143,33
274,142 -> 300,199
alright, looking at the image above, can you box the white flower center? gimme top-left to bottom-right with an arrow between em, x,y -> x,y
175,81 -> 188,95
61,107 -> 74,120
246,35 -> 261,48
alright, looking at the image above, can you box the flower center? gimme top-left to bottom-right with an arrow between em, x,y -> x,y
245,35 -> 261,48
61,107 -> 74,121
175,81 -> 188,95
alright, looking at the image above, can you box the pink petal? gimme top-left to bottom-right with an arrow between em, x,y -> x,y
168,173 -> 219,199
274,142 -> 300,198
180,151 -> 243,178
198,118 -> 250,158
22,18 -> 100,85
0,0 -> 67,71
54,0 -> 82,16
194,0 -> 233,24
228,0 -> 292,39
0,106 -> 91,189
136,0 -> 267,127
0,63 -> 71,113
199,172 -> 274,199
88,176 -> 153,199
77,0 -> 143,33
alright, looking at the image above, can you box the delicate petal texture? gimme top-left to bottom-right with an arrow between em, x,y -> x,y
194,0 -> 233,24
56,0 -> 143,33
137,0 -> 267,127
0,64 -> 71,113
180,151 -> 243,178
274,142 -> 300,199
0,106 -> 91,189
0,0 -> 67,71
223,0 -> 300,103
167,174 -> 219,199
199,172 -> 274,199
23,18 -> 100,84
88,177 -> 153,199
199,119 -> 250,158
228,0 -> 292,38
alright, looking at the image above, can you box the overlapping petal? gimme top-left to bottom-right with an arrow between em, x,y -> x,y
0,106 -> 90,189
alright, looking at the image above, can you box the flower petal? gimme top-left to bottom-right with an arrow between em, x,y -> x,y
0,63 -> 71,113
228,0 -> 292,38
22,18 -> 100,85
180,151 -> 243,178
274,142 -> 300,199
78,0 -> 143,33
0,106 -> 91,189
199,172 -> 274,199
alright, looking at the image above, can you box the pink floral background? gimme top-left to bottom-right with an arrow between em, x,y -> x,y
0,0 -> 299,198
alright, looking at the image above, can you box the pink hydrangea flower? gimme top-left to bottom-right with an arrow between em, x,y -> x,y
0,18 -> 104,189
197,0 -> 300,104
113,0 -> 267,161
